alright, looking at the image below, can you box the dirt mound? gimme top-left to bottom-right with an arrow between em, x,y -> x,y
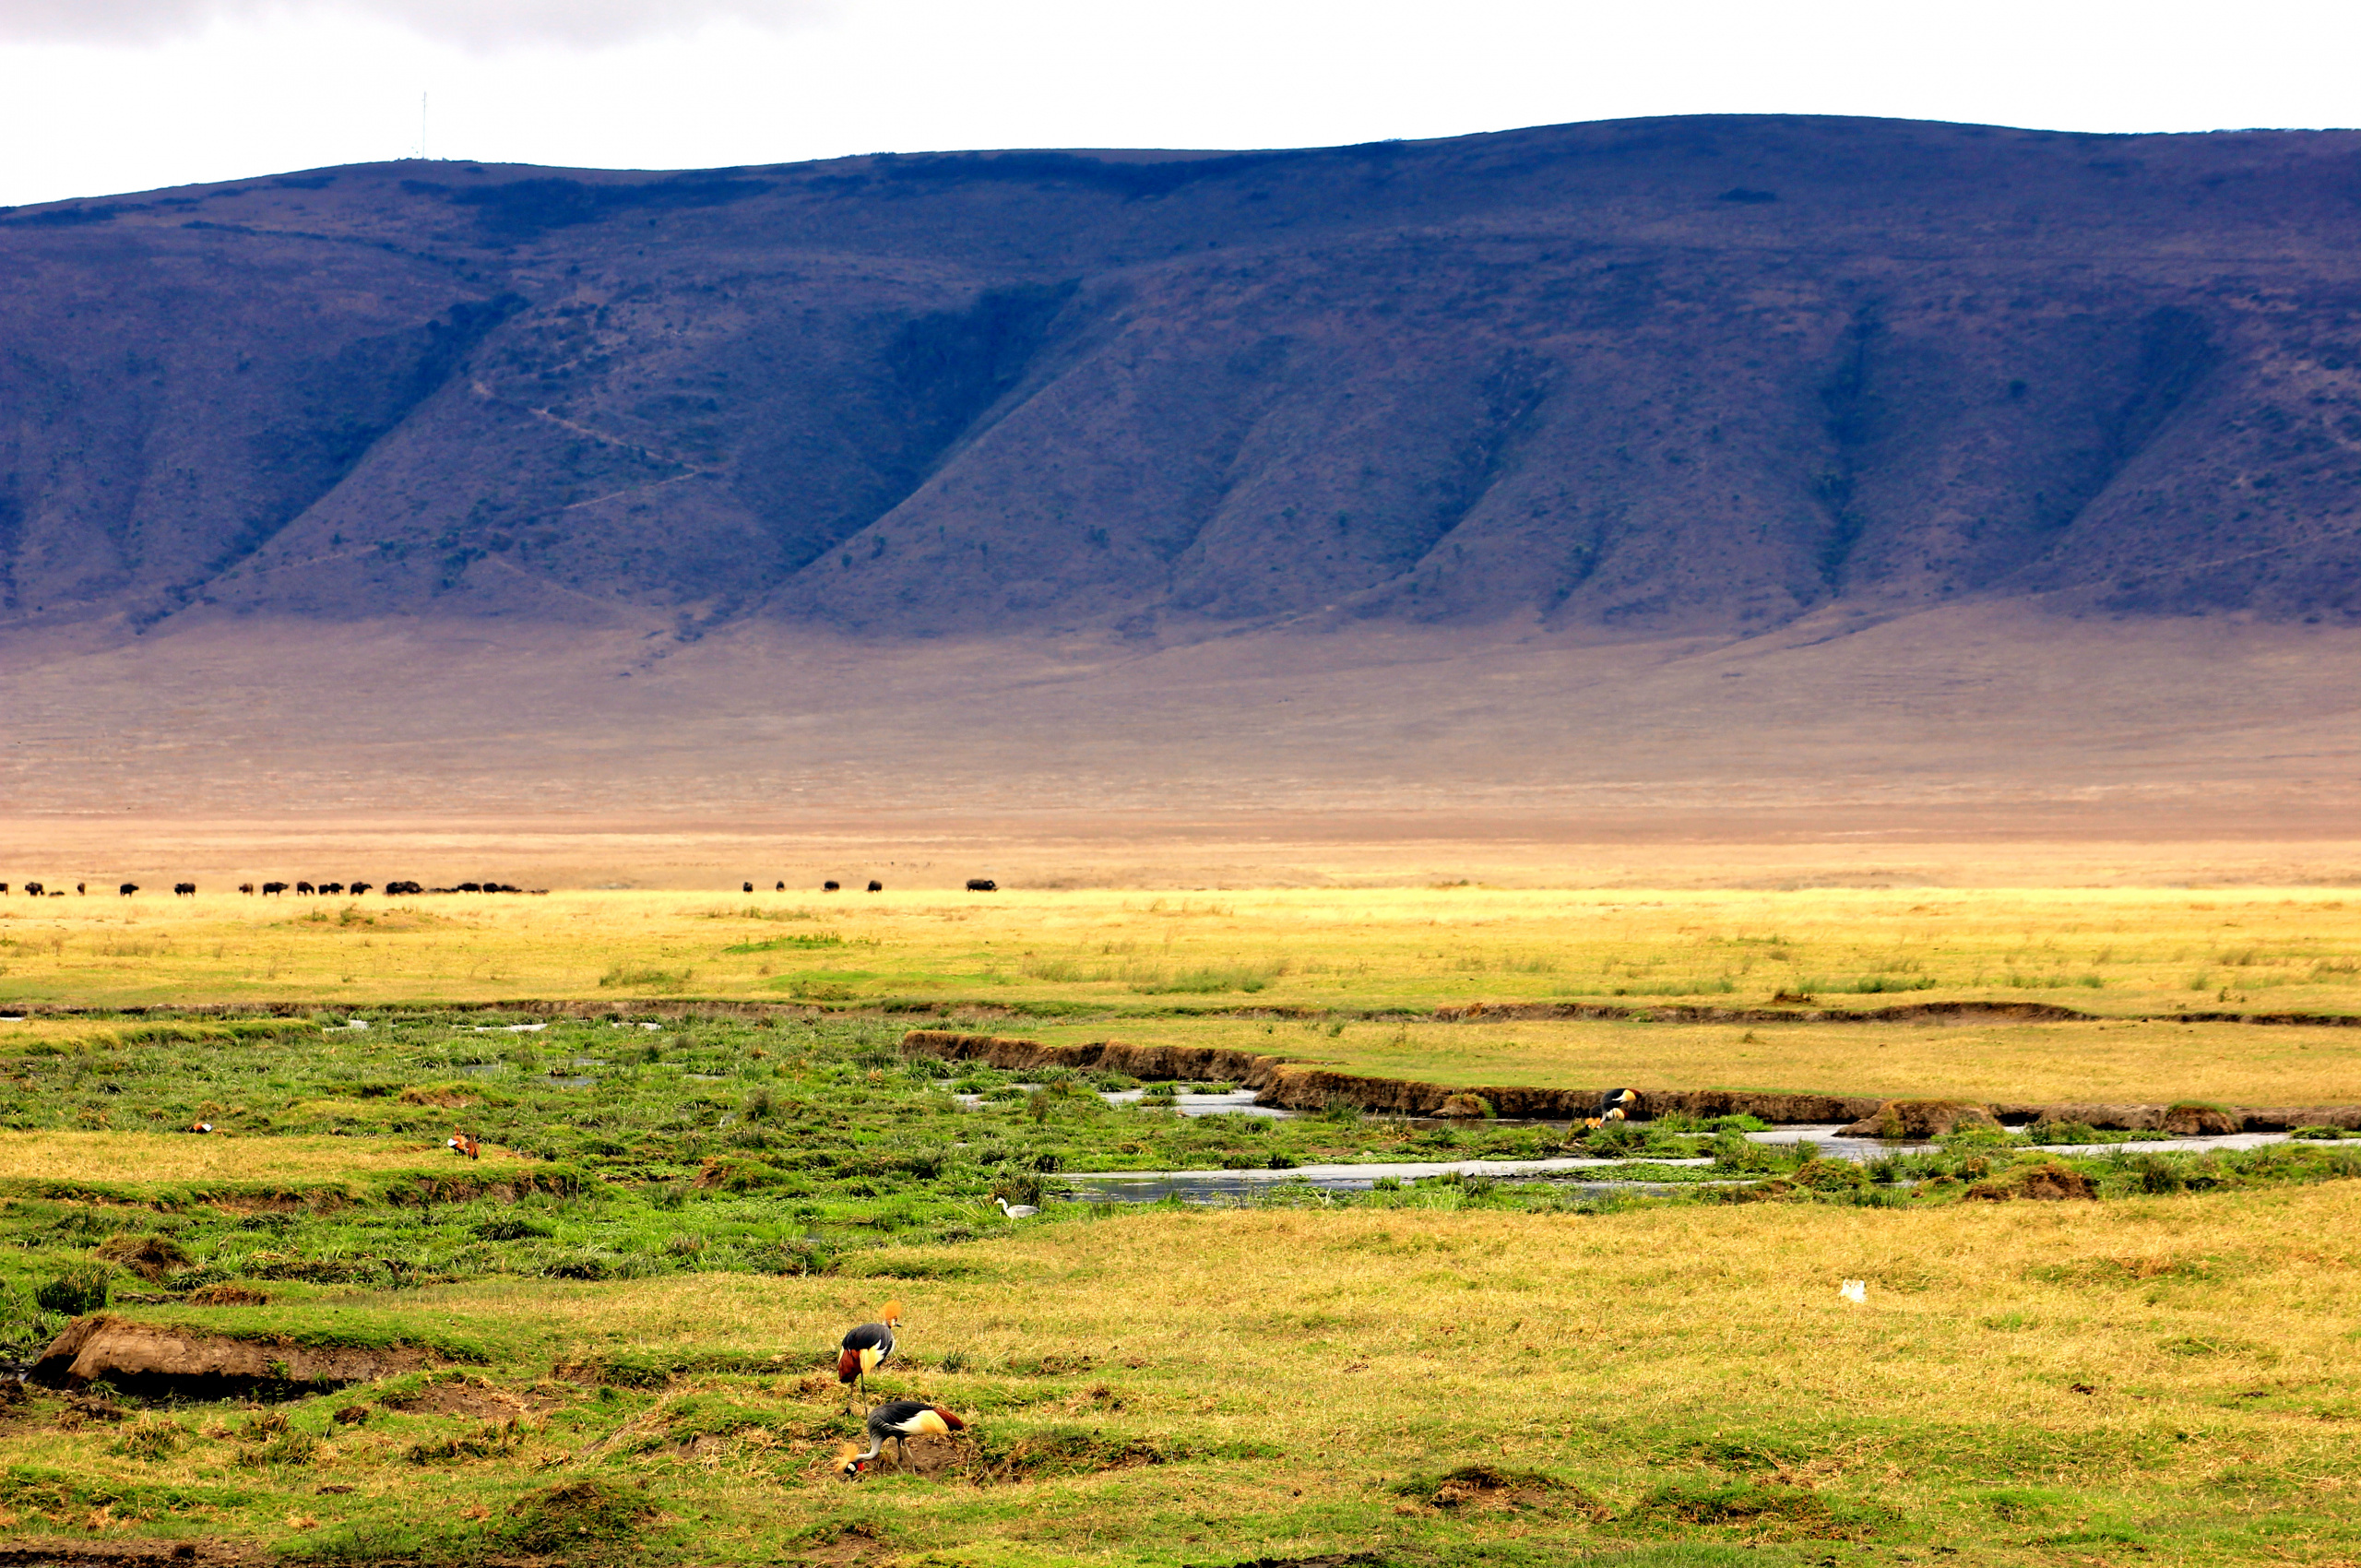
184,1283 -> 269,1306
2163,1102 -> 2240,1135
383,1373 -> 538,1420
504,1480 -> 654,1558
1839,1100 -> 2002,1139
1626,1479 -> 1881,1539
30,1314 -> 450,1396
1964,1161 -> 2098,1202
94,1235 -> 192,1282
1392,1464 -> 1602,1516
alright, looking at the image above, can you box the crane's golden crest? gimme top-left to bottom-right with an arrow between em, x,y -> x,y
880,1299 -> 904,1324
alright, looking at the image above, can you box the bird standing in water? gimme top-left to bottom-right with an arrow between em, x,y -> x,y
837,1400 -> 966,1478
836,1301 -> 903,1412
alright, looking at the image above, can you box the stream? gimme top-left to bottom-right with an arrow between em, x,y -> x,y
1055,1124 -> 2296,1205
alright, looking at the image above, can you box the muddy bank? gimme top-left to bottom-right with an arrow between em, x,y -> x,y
19,996 -> 2361,1028
902,1030 -> 1886,1124
30,1313 -> 453,1397
899,1030 -> 2361,1133
0,1545 -> 250,1566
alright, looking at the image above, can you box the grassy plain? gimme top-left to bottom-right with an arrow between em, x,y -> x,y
5,1130 -> 2359,1568
6,886 -> 2361,1105
0,885 -> 2358,1564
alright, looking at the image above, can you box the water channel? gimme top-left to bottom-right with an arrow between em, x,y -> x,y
1054,1123 -> 2297,1205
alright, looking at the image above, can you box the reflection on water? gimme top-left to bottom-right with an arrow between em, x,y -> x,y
953,1087 -> 1299,1119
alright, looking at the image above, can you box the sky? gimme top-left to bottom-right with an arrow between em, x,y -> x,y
1,0 -> 2356,208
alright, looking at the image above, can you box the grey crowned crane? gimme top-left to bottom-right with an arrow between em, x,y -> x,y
837,1399 -> 966,1478
1584,1087 -> 1640,1130
836,1300 -> 903,1411
994,1196 -> 1038,1219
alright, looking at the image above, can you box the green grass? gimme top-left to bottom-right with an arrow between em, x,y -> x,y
0,1005 -> 2356,1563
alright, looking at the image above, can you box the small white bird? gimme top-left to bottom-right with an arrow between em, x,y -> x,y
1839,1279 -> 1868,1303
995,1196 -> 1039,1219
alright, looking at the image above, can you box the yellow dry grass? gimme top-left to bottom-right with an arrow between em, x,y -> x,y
6,885 -> 2361,1104
232,1183 -> 2361,1562
1045,1014 -> 2361,1106
0,1130 -> 513,1183
1,885 -> 2356,1010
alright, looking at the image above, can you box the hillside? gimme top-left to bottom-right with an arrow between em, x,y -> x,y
5,114 -> 2361,643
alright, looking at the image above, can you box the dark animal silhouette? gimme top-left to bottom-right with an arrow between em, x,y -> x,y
320,882 -> 344,895
117,883 -> 136,897
173,882 -> 196,896
823,880 -> 840,892
0,884 -> 8,894
967,879 -> 997,892
348,882 -> 373,896
295,881 -> 315,895
867,880 -> 883,893
775,881 -> 785,891
385,880 -> 422,896
24,883 -> 44,897
742,881 -> 753,893
261,882 -> 287,896
75,884 -> 83,895
237,883 -> 255,895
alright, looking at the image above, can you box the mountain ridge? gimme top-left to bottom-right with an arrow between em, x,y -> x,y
3,113 -> 2360,647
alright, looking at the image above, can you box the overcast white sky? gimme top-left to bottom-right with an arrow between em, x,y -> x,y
1,0 -> 2356,208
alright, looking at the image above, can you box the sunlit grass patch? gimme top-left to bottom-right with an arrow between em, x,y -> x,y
0,1131 -> 483,1183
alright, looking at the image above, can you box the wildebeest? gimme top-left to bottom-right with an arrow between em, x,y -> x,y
742,881 -> 753,893
238,883 -> 255,895
261,882 -> 287,896
867,880 -> 884,893
966,879 -> 997,892
823,880 -> 840,892
174,882 -> 196,897
117,883 -> 137,897
348,882 -> 373,897
295,881 -> 315,896
321,883 -> 344,896
23,883 -> 42,897
384,880 -> 422,896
